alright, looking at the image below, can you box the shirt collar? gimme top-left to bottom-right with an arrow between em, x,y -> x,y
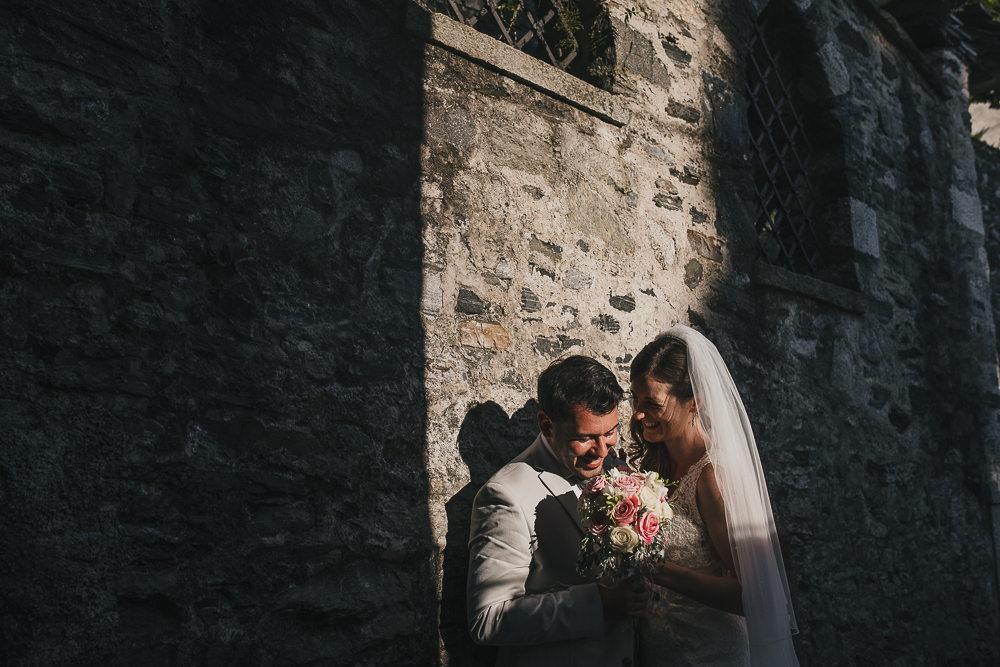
540,432 -> 558,463
539,433 -> 584,497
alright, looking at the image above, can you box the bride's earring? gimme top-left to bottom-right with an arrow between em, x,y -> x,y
691,413 -> 696,427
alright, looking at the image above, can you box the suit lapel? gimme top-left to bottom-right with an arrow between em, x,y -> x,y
523,435 -> 586,538
538,470 -> 585,537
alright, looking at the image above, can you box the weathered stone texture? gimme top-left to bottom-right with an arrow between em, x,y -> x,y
0,1 -> 435,665
3,0 -> 1000,665
973,137 -> 1000,589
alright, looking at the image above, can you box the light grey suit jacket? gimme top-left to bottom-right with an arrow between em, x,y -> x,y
467,435 -> 635,667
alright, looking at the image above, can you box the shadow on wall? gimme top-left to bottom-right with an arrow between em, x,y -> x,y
0,1 -> 434,665
440,400 -> 540,665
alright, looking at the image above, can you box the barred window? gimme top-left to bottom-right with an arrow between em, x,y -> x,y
420,0 -> 586,70
745,1 -> 823,277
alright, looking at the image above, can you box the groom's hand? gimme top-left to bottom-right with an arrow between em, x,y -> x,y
598,577 -> 650,620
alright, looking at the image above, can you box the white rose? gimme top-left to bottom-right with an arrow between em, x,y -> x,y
656,502 -> 674,521
644,471 -> 658,488
639,486 -> 661,512
609,526 -> 640,553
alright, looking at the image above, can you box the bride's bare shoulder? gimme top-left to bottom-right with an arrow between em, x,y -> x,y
695,462 -> 725,509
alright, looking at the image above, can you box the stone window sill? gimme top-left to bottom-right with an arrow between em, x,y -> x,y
750,261 -> 868,314
405,3 -> 630,127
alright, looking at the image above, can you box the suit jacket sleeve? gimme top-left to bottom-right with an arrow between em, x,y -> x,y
466,479 -> 604,645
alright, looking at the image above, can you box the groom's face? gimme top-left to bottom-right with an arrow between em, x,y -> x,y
539,405 -> 620,479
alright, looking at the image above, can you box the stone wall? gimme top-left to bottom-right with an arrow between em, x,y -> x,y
2,0 -> 1000,665
977,138 -> 1000,355
0,1 -> 436,665
973,134 -> 1000,623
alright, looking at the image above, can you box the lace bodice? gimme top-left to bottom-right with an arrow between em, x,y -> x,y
660,455 -> 730,575
640,454 -> 750,666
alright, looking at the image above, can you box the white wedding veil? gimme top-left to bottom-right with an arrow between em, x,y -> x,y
660,326 -> 799,666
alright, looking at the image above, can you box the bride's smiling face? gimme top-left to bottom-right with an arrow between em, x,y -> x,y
630,375 -> 693,443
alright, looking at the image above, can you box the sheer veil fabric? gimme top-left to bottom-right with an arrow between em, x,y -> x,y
660,326 -> 799,666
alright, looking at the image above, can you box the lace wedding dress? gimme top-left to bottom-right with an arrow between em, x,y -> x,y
639,454 -> 750,666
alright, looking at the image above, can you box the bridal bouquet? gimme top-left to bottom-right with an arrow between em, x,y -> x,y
576,468 -> 676,581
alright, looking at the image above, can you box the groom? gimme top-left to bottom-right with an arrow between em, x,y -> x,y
467,355 -> 648,666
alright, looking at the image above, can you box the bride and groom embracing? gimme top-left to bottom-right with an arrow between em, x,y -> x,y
466,326 -> 800,667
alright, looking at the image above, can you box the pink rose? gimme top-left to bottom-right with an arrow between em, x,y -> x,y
583,475 -> 607,497
612,495 -> 640,526
615,474 -> 643,494
589,515 -> 609,535
636,511 -> 660,543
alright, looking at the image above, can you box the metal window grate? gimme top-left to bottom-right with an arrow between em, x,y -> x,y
745,11 -> 821,276
419,0 -> 581,69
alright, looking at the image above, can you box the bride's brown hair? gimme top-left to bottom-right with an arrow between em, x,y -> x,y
628,335 -> 695,475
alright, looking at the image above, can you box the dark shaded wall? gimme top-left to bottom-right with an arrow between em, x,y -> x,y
975,137 -> 1000,359
721,3 -> 1000,662
721,4 -> 1000,664
0,1 -> 434,665
974,137 -> 1000,605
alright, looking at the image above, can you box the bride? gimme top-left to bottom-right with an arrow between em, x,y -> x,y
628,326 -> 799,667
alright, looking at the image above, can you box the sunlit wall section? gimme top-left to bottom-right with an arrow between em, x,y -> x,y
414,0 -> 1000,664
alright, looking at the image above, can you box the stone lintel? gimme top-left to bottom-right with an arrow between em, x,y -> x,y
751,261 -> 868,314
406,5 -> 630,127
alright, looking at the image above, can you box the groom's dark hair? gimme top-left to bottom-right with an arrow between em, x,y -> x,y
537,355 -> 623,423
